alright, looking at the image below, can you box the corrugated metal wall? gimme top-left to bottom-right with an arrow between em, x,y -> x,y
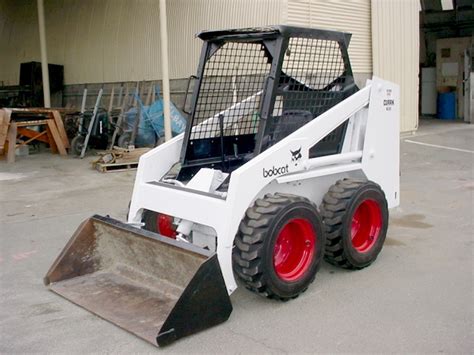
372,0 -> 419,132
1,0 -> 418,132
0,0 -> 282,85
167,0 -> 283,79
48,0 -> 163,84
0,0 -> 40,85
284,0 -> 372,74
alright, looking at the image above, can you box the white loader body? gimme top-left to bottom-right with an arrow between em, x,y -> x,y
128,76 -> 400,295
46,26 -> 401,347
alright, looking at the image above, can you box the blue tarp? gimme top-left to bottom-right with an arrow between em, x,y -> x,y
124,86 -> 187,146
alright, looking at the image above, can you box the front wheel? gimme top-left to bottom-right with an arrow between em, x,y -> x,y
141,209 -> 177,238
70,135 -> 85,156
320,179 -> 389,269
233,193 -> 325,300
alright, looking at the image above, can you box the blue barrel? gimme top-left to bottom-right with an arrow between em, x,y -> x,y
437,92 -> 456,120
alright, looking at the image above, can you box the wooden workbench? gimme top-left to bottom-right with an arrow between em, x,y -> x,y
0,108 -> 71,163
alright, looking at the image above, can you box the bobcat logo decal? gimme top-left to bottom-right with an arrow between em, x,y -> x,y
290,147 -> 302,162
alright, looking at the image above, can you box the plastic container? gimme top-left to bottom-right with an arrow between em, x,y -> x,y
437,92 -> 456,120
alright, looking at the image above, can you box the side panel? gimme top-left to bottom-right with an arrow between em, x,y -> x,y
127,79 -> 401,295
226,85 -> 371,213
129,133 -> 184,223
127,87 -> 372,294
362,77 -> 400,208
259,169 -> 366,210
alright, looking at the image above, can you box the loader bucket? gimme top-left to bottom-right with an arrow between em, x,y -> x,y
44,215 -> 232,347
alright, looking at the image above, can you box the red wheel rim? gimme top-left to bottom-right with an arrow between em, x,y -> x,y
351,199 -> 382,252
157,214 -> 177,239
273,218 -> 316,282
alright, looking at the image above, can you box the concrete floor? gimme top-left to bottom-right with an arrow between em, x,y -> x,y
0,119 -> 473,353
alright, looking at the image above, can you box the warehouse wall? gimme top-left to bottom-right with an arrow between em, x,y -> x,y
0,0 -> 282,85
1,0 -> 371,85
1,0 -> 418,132
372,0 -> 419,133
0,0 -> 40,86
284,0 -> 372,83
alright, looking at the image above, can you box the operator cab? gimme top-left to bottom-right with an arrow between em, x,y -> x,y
171,26 -> 359,181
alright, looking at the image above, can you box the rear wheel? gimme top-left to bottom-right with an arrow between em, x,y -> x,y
117,132 -> 132,148
320,179 -> 389,269
233,193 -> 324,300
70,135 -> 85,155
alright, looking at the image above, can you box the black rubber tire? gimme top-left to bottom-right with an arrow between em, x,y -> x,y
117,132 -> 132,148
320,179 -> 389,269
141,209 -> 159,233
233,193 -> 325,301
70,135 -> 85,156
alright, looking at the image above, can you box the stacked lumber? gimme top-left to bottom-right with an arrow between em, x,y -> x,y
0,109 -> 11,156
92,147 -> 150,173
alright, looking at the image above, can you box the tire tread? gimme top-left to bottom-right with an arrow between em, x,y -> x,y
233,193 -> 319,300
321,179 -> 385,270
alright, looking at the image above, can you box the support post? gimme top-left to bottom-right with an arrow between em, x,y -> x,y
159,0 -> 172,141
7,122 -> 17,163
37,0 -> 51,108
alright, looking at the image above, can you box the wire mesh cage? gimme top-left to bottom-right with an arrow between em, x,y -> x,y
190,42 -> 272,140
180,26 -> 357,178
267,37 -> 350,154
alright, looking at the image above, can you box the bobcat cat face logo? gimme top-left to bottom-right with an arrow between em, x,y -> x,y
290,147 -> 302,162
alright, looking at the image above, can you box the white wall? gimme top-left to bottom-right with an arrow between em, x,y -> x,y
0,0 -> 40,85
284,0 -> 372,75
1,0 -> 418,132
372,0 -> 419,133
0,0 -> 282,85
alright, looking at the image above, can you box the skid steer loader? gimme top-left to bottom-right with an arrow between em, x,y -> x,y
45,26 -> 399,347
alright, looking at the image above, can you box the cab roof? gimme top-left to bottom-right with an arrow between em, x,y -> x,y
197,25 -> 351,45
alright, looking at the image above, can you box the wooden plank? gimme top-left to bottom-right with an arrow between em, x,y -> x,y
46,125 -> 58,154
118,147 -> 150,162
124,83 -> 131,107
92,147 -> 149,173
15,119 -> 50,127
117,84 -> 124,108
108,85 -> 115,114
132,81 -> 140,107
18,130 -> 47,146
46,119 -> 67,156
145,82 -> 153,106
139,81 -> 145,103
151,85 -> 156,103
7,121 -> 17,163
51,110 -> 70,148
94,147 -> 150,164
0,108 -> 12,153
95,161 -> 139,173
17,128 -> 49,144
9,107 -> 77,114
